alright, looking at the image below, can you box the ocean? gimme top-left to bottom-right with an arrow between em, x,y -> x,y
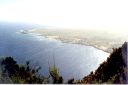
0,22 -> 109,81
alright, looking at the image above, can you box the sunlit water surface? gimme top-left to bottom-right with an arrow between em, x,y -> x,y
0,23 -> 109,81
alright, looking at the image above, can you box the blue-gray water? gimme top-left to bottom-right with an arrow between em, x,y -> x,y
0,22 -> 109,81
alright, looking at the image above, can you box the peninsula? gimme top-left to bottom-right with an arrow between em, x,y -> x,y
20,28 -> 128,53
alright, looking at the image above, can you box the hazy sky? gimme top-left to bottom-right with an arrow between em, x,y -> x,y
0,0 -> 128,31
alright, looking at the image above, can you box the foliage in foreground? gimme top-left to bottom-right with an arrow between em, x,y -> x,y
0,43 -> 127,84
75,46 -> 127,84
0,57 -> 47,83
0,57 -> 63,84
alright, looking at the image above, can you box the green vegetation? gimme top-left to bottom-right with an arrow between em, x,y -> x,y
49,65 -> 63,83
0,43 -> 127,84
75,46 -> 127,84
0,57 -> 63,84
0,57 -> 47,83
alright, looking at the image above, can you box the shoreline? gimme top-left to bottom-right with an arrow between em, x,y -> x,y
19,30 -> 111,53
43,35 -> 110,53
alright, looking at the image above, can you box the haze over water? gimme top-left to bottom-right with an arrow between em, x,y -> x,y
0,0 -> 127,82
0,23 -> 109,81
0,0 -> 127,31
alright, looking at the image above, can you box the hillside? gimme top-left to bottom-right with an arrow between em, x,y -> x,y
0,42 -> 127,84
75,42 -> 127,84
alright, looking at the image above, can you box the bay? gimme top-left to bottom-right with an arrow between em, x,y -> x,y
0,22 -> 109,81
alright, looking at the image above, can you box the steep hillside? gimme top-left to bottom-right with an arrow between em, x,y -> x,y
75,42 -> 127,84
0,42 -> 127,84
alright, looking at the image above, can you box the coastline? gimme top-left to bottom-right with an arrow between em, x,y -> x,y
44,35 -> 110,53
19,28 -> 127,54
19,29 -> 111,53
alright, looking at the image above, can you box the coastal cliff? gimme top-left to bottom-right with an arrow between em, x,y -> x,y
75,42 -> 128,84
